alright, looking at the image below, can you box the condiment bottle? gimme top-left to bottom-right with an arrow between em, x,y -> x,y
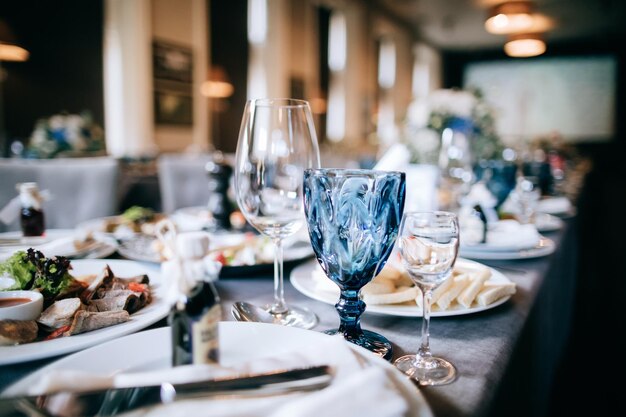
205,154 -> 234,231
18,182 -> 45,237
168,232 -> 222,366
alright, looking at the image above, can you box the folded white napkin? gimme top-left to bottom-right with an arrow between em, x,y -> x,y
462,219 -> 540,250
29,334 -> 414,417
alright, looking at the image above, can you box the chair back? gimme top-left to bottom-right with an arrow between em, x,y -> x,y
0,157 -> 119,231
157,153 -> 218,213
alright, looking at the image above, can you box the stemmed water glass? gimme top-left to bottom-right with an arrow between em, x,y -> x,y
394,211 -> 459,385
303,169 -> 405,360
233,98 -> 320,329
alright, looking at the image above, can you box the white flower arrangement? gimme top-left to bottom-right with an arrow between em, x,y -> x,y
401,88 -> 502,164
26,111 -> 105,158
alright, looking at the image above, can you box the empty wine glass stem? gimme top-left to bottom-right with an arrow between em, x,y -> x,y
270,237 -> 288,314
418,286 -> 433,360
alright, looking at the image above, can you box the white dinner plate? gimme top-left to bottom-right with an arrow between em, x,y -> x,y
0,259 -> 168,365
171,206 -> 214,231
459,237 -> 556,260
0,229 -> 117,261
290,258 -> 512,318
2,323 -> 433,417
534,213 -> 564,233
117,232 -> 314,272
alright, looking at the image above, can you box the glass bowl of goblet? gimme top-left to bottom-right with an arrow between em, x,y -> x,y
303,168 -> 405,360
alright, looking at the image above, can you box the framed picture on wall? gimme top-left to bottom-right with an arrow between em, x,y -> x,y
153,39 -> 193,125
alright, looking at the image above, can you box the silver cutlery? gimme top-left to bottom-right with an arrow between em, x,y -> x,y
0,365 -> 334,417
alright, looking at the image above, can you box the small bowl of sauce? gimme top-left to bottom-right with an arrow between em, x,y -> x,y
0,291 -> 43,321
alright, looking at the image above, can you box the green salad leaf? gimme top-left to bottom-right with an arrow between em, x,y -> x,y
0,249 -> 74,299
122,206 -> 155,223
0,251 -> 37,290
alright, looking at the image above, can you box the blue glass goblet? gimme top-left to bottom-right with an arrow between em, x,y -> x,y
303,169 -> 406,360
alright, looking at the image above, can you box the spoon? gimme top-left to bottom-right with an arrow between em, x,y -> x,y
231,301 -> 276,324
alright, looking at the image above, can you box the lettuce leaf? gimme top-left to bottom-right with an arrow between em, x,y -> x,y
0,251 -> 36,290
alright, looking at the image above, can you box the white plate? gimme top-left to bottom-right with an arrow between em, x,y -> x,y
0,229 -> 117,261
459,237 -> 555,260
172,206 -> 214,231
0,259 -> 168,365
534,213 -> 563,233
118,232 -> 314,267
2,323 -> 433,417
290,258 -> 512,318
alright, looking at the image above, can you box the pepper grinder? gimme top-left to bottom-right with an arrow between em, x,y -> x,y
205,153 -> 234,231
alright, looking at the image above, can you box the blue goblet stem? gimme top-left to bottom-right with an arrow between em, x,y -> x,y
336,289 -> 366,338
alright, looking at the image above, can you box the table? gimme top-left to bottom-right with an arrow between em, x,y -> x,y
0,219 -> 578,417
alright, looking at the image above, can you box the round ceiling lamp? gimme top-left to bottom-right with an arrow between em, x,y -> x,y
504,33 -> 546,58
485,1 -> 536,35
0,20 -> 29,62
0,42 -> 29,62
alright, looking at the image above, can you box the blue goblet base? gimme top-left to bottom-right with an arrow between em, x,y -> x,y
324,328 -> 393,361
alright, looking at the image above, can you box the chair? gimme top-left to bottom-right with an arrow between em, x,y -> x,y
0,157 -> 119,231
157,153 -> 218,214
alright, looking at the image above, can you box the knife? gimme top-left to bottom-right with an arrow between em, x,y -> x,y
0,365 -> 334,417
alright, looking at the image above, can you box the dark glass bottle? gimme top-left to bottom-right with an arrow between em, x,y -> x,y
19,183 -> 45,237
170,279 -> 221,366
206,155 -> 234,231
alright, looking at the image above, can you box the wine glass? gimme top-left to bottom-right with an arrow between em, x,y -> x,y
303,169 -> 406,360
233,98 -> 320,329
394,211 -> 459,385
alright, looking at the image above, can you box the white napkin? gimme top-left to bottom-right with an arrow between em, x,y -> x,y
463,219 -> 541,250
29,334 -> 412,417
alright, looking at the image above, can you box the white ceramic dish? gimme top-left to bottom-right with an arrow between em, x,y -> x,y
2,322 -> 433,417
117,232 -> 314,267
0,229 -> 117,261
0,290 -> 43,321
290,258 -> 512,318
0,259 -> 168,365
534,213 -> 564,233
459,237 -> 556,260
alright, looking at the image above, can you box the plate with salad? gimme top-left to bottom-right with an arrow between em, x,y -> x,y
77,206 -> 167,239
116,231 -> 315,278
0,249 -> 167,364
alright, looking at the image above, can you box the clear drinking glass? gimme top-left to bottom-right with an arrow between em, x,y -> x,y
303,169 -> 406,360
394,211 -> 459,385
233,98 -> 320,329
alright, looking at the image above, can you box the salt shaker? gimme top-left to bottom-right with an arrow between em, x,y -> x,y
206,154 -> 234,230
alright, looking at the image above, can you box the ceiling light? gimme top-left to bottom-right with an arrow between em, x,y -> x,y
504,33 -> 546,57
0,42 -> 29,61
485,1 -> 535,35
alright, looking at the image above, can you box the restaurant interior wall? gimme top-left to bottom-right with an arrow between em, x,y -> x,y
151,0 -> 209,153
1,0 -> 104,149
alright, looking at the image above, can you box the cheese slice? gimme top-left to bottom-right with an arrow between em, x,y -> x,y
363,285 -> 419,305
457,269 -> 492,308
476,283 -> 516,306
430,274 -> 456,305
436,274 -> 471,310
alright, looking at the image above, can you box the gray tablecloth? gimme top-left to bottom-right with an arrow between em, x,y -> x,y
0,220 -> 577,417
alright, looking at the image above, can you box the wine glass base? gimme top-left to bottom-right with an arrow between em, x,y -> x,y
394,354 -> 457,386
264,304 -> 318,330
324,329 -> 393,361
